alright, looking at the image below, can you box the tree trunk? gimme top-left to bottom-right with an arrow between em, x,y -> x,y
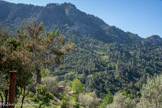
21,87 -> 26,108
36,69 -> 41,84
0,93 -> 4,108
20,83 -> 37,108
21,96 -> 25,108
4,90 -> 8,108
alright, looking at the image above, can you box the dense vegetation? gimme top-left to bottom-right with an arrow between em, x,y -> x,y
0,1 -> 162,108
54,34 -> 162,97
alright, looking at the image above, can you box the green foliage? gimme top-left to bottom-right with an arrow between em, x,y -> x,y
106,93 -> 136,108
73,103 -> 80,108
1,0 -> 162,98
54,29 -> 60,36
136,75 -> 162,108
0,21 -> 74,107
55,35 -> 162,97
41,68 -> 50,78
60,100 -> 69,108
16,21 -> 74,83
99,92 -> 113,108
0,2 -> 162,107
35,84 -> 54,108
119,91 -> 131,98
42,77 -> 59,97
71,78 -> 84,94
8,38 -> 21,50
0,28 -> 33,96
79,93 -> 99,108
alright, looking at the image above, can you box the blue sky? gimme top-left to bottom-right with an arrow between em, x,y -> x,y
3,0 -> 162,38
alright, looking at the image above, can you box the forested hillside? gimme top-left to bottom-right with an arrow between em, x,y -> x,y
0,0 -> 162,99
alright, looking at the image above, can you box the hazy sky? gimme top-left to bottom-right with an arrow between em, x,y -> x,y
3,0 -> 162,38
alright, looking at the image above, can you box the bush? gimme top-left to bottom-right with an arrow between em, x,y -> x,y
35,84 -> 54,108
79,92 -> 99,108
42,77 -> 59,96
99,92 -> 113,108
106,93 -> 136,108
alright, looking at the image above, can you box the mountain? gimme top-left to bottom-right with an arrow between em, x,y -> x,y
0,1 -> 162,97
1,1 -> 161,45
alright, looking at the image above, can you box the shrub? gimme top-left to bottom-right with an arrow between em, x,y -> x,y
79,92 -> 99,108
35,84 -> 54,108
106,93 -> 136,108
42,77 -> 59,96
99,92 -> 113,108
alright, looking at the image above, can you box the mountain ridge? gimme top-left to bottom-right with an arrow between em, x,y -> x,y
0,1 -> 161,45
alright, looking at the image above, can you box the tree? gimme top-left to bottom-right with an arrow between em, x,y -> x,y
15,21 -> 73,107
0,21 -> 74,107
99,92 -> 113,108
136,75 -> 162,108
69,78 -> 84,105
17,22 -> 74,84
71,78 -> 84,94
0,29 -> 33,108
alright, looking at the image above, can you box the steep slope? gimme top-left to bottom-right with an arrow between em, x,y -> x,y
0,1 -> 162,97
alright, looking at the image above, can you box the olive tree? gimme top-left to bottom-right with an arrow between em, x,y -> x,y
136,75 -> 162,108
